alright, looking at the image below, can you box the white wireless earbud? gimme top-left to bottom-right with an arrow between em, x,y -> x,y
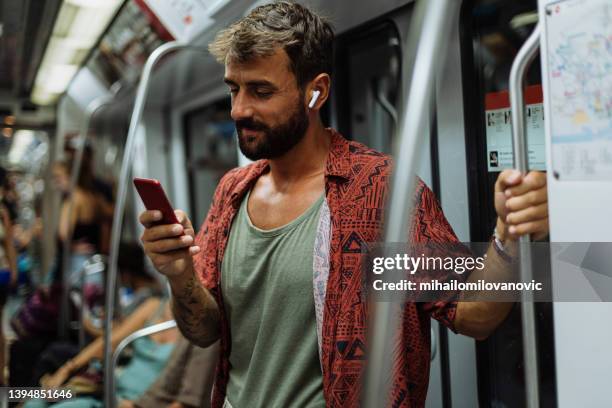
308,90 -> 321,108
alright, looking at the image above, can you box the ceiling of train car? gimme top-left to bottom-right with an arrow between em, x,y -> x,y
0,0 -> 61,111
137,0 -> 253,107
0,0 -> 419,121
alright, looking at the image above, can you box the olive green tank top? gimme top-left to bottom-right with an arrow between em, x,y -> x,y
221,190 -> 326,408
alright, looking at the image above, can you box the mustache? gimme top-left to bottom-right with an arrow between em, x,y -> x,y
235,118 -> 269,132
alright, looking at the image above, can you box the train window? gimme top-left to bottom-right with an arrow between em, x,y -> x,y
334,22 -> 401,154
182,98 -> 237,227
461,1 -> 556,407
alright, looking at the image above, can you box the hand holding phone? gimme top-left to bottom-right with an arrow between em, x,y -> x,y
133,178 -> 180,225
135,178 -> 201,279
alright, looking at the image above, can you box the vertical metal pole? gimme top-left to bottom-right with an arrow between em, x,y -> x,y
509,23 -> 541,408
103,41 -> 186,408
59,95 -> 113,338
363,1 -> 460,406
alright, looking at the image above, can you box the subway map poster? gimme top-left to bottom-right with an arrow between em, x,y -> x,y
544,0 -> 612,181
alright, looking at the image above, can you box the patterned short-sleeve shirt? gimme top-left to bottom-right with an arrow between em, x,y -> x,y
193,129 -> 461,407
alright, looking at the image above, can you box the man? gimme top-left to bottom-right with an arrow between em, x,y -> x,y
140,2 -> 549,407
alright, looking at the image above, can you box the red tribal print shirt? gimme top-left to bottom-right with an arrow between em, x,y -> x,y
193,129 -> 461,407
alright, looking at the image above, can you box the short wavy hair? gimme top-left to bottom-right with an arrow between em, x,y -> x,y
209,1 -> 334,88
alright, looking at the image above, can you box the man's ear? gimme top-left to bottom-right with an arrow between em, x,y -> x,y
305,73 -> 331,110
308,90 -> 321,108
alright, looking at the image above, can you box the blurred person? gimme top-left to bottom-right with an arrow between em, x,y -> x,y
49,160 -> 105,286
0,166 -> 17,384
64,142 -> 114,254
119,338 -> 218,408
23,297 -> 177,408
2,171 -> 19,223
9,242 -> 161,387
82,242 -> 163,338
12,198 -> 43,290
116,243 -> 163,311
12,218 -> 42,290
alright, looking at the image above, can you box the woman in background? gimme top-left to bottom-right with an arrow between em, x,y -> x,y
0,166 -> 18,384
51,159 -> 104,287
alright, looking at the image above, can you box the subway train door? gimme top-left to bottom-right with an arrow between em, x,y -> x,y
461,0 -> 556,406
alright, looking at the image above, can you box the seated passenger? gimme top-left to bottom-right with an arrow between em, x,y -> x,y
23,298 -> 177,408
120,338 -> 219,408
82,242 -> 163,338
117,243 -> 163,315
9,241 -> 161,387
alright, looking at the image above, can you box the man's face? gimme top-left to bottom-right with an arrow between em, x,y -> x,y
224,49 -> 309,161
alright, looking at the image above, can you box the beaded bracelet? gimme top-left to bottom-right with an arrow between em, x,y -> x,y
492,227 -> 514,263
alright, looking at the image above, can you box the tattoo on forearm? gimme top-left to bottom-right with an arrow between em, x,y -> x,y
172,275 -> 219,347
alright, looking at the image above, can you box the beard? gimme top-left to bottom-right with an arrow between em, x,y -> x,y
235,98 -> 309,161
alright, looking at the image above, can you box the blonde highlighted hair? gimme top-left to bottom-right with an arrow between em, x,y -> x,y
209,1 -> 334,88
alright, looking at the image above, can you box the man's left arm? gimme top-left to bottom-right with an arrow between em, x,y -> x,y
454,170 -> 549,340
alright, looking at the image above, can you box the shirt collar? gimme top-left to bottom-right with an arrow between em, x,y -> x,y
324,128 -> 351,181
228,160 -> 268,207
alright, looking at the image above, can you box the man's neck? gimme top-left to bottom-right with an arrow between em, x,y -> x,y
267,119 -> 331,186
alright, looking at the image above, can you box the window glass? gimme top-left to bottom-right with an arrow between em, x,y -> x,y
183,98 -> 237,227
335,22 -> 401,154
472,0 -> 544,173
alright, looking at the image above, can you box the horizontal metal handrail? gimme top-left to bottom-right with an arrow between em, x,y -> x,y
110,319 -> 177,406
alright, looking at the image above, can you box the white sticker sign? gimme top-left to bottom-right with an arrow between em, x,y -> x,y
137,0 -> 225,42
485,86 -> 547,172
544,0 -> 612,181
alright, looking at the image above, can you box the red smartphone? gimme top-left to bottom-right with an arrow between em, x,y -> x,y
133,177 -> 180,225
